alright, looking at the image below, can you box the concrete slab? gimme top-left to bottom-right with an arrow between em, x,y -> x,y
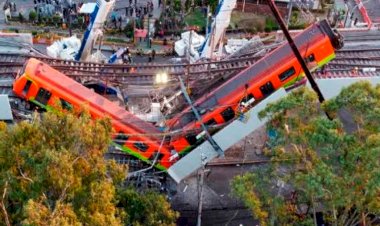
168,89 -> 288,183
0,95 -> 13,121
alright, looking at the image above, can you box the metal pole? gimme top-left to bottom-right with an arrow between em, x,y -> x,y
147,15 -> 150,48
206,5 -> 210,35
196,154 -> 206,226
343,3 -> 349,28
131,4 -> 136,43
266,0 -> 326,104
178,77 -> 224,156
242,0 -> 246,12
188,29 -> 193,62
311,195 -> 318,226
68,8 -> 72,36
286,2 -> 293,27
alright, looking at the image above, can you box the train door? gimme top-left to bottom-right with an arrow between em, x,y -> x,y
35,88 -> 52,106
22,80 -> 32,96
114,131 -> 129,146
260,81 -> 275,97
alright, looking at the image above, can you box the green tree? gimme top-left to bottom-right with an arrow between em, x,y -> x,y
265,16 -> 279,32
18,13 -> 24,22
208,0 -> 218,13
29,10 -> 37,23
173,0 -> 181,12
185,0 -> 191,12
0,110 -> 125,225
118,189 -> 179,226
52,14 -> 61,27
0,110 -> 178,225
123,21 -> 134,38
231,82 -> 380,225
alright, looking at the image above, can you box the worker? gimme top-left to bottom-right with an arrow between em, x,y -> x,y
122,52 -> 128,64
151,49 -> 156,61
352,67 -> 359,75
128,53 -> 133,63
149,37 -> 152,48
118,16 -> 122,31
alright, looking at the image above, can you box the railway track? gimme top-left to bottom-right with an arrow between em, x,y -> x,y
0,53 -> 262,86
342,33 -> 380,42
314,69 -> 380,79
0,45 -> 379,99
1,47 -> 379,84
0,37 -> 268,82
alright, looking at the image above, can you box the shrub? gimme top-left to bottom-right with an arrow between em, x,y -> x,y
265,16 -> 279,31
264,26 -> 272,32
52,14 -> 61,26
18,12 -> 24,22
123,21 -> 134,38
29,10 -> 37,22
173,0 -> 181,11
288,23 -> 307,30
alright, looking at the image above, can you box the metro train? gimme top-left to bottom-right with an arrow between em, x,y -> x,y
12,20 -> 342,172
167,19 -> 343,153
12,58 -> 176,170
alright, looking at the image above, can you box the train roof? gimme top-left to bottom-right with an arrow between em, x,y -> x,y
194,20 -> 335,111
26,58 -> 160,135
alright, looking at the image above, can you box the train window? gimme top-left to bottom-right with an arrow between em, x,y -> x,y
114,132 -> 129,146
134,142 -> 148,152
205,118 -> 217,126
260,82 -> 275,96
180,112 -> 196,126
221,107 -> 235,122
279,67 -> 296,82
305,54 -> 315,63
20,62 -> 27,75
149,151 -> 165,162
185,133 -> 197,145
22,80 -> 32,96
242,94 -> 254,103
35,88 -> 52,105
241,93 -> 255,107
60,99 -> 73,110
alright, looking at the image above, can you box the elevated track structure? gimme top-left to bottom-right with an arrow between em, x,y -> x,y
1,26 -> 380,185
1,48 -> 379,90
1,38 -> 380,122
0,48 -> 379,81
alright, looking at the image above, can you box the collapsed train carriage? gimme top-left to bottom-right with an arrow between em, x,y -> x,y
167,19 -> 343,153
12,20 -> 342,174
12,58 -> 176,170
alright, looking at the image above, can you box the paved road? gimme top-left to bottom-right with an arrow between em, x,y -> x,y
344,0 -> 380,27
1,0 -> 162,24
365,0 -> 380,23
344,0 -> 364,27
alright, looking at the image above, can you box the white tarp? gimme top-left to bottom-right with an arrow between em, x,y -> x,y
175,31 -> 205,57
47,36 -> 81,60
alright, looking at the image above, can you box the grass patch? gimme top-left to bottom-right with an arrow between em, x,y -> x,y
105,37 -> 128,43
230,11 -> 265,33
184,8 -> 206,29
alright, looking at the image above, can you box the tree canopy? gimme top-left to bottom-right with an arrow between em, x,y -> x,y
231,82 -> 380,226
0,110 -> 178,225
